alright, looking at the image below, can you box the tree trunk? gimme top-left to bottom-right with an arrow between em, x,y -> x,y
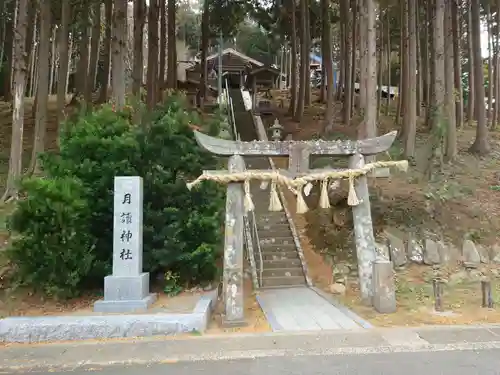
99,0 -> 113,103
322,0 -> 335,132
2,0 -> 28,201
358,0 -> 367,112
76,5 -> 90,98
2,0 -> 14,101
343,0 -> 353,124
159,0 -> 166,91
492,1 -> 500,129
304,0 -> 311,107
466,0 -> 474,124
28,0 -> 51,174
287,0 -> 298,115
319,7 -> 327,103
132,0 -> 145,97
486,3 -> 493,126
111,0 -> 127,110
199,0 -> 209,107
147,0 -> 159,108
57,1 -> 71,125
468,0 -> 490,155
444,0 -> 456,160
294,0 -> 307,121
451,0 -> 463,128
167,0 -> 177,89
360,0 -> 377,140
403,0 -> 417,159
350,0 -> 358,116
86,1 -> 101,104
385,9 -> 391,115
24,5 -> 36,93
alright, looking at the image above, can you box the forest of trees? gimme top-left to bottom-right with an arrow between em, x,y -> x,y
0,0 -> 497,203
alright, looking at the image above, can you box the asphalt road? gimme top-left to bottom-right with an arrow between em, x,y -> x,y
26,349 -> 500,375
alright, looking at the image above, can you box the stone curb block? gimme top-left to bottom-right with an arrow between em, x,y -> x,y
0,288 -> 219,344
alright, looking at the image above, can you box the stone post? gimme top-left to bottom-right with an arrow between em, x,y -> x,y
348,153 -> 377,305
222,154 -> 246,326
94,176 -> 156,313
372,260 -> 396,313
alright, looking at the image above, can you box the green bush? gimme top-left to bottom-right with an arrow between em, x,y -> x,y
8,177 -> 95,298
8,93 -> 224,298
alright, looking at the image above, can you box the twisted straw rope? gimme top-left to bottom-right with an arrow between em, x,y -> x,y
186,160 -> 408,190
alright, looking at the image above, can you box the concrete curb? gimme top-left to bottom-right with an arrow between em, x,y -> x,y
0,288 -> 219,344
311,287 -> 374,329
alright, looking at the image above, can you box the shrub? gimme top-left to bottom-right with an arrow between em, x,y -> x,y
9,95 -> 224,297
8,177 -> 95,298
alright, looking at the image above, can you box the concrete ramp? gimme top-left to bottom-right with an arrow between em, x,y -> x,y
257,287 -> 366,331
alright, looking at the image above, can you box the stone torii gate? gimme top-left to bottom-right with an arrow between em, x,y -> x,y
189,130 -> 405,325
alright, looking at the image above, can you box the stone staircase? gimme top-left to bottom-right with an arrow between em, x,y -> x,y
253,191 -> 307,288
230,88 -> 307,289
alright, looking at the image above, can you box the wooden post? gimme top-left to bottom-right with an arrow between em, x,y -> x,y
222,154 -> 246,326
481,280 -> 494,308
433,278 -> 444,312
348,153 -> 377,305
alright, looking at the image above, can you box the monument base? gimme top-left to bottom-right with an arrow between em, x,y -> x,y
93,272 -> 157,313
93,293 -> 157,313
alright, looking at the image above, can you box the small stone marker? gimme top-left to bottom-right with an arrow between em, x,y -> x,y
94,176 -> 157,313
372,259 -> 396,313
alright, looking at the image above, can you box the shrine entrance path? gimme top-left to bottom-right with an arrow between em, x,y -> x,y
229,89 -> 367,332
256,287 -> 363,331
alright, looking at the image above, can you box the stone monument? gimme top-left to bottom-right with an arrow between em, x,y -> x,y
94,176 -> 157,313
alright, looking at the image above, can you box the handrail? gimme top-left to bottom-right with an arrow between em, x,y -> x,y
224,78 -> 238,139
250,208 -> 263,286
224,84 -> 260,286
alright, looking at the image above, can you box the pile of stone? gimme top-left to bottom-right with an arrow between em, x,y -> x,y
380,227 -> 500,268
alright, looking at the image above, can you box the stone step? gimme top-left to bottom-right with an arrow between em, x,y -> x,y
261,243 -> 297,252
261,276 -> 306,288
258,229 -> 293,238
257,223 -> 291,232
262,267 -> 304,278
259,237 -> 295,246
262,252 -> 300,261
257,213 -> 288,226
263,259 -> 302,268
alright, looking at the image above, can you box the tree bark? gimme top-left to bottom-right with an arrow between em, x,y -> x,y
159,0 -> 166,90
403,0 -> 417,159
111,0 -> 128,110
28,0 -> 51,174
322,0 -> 335,132
444,0 -> 457,160
451,0 -> 463,128
99,0 -> 113,103
57,1 -> 71,125
86,1 -> 102,104
132,0 -> 145,97
167,0 -> 177,89
2,0 -> 28,201
287,0 -> 298,115
468,0 -> 490,155
147,0 -> 159,108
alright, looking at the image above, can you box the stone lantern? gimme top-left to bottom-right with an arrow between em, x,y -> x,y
269,119 -> 283,141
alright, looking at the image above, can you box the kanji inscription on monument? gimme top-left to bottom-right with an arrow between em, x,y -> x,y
112,178 -> 143,276
94,176 -> 156,313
